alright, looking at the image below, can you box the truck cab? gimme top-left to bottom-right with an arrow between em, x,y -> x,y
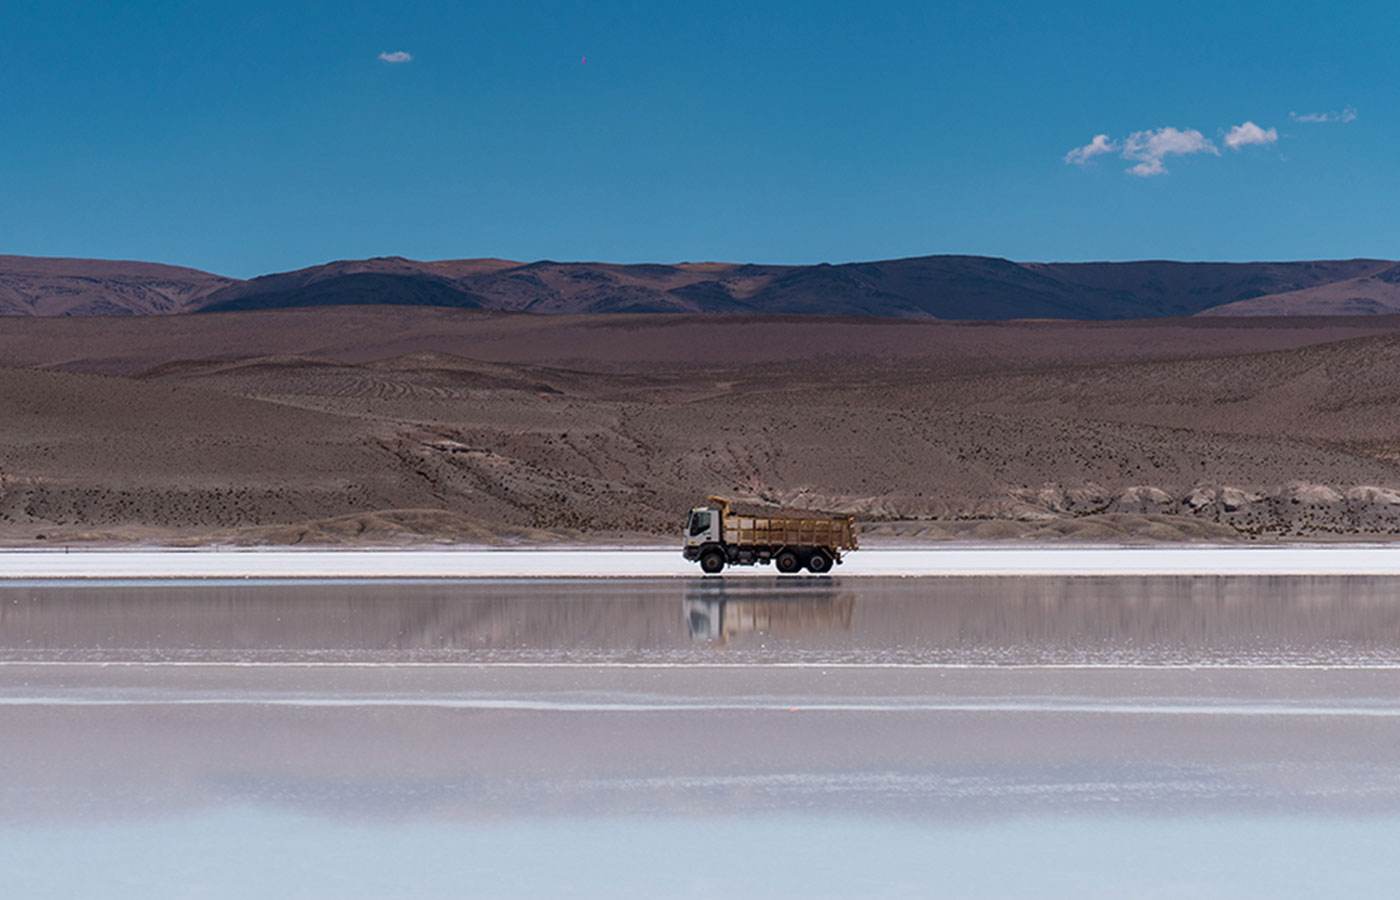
682,502 -> 728,573
684,506 -> 722,548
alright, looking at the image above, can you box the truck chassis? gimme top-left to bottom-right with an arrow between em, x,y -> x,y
683,541 -> 842,574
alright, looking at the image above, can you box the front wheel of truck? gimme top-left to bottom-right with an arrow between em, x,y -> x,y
700,550 -> 726,574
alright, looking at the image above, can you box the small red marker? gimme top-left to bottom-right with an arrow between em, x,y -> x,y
582,55 -> 586,65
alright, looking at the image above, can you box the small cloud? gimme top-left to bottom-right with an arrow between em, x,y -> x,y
1290,105 -> 1357,124
1121,127 -> 1218,177
1224,121 -> 1278,150
1066,120 -> 1287,177
378,50 -> 413,63
1064,134 -> 1117,166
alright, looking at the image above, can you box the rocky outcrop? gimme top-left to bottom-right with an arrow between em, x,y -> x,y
1002,482 -> 1400,537
808,482 -> 1400,540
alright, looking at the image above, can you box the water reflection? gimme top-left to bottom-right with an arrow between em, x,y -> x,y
684,579 -> 855,642
4,576 -> 1400,664
7,575 -> 1400,895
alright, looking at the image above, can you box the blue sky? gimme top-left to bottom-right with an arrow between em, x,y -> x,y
1,0 -> 1395,277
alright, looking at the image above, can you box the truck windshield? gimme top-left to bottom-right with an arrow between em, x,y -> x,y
689,511 -> 711,536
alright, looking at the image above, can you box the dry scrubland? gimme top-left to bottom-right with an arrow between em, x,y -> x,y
3,308 -> 1400,544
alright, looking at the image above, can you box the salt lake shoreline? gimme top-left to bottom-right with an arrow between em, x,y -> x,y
6,545 -> 1400,579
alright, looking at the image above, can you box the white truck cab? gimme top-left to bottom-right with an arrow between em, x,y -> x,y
684,506 -> 722,549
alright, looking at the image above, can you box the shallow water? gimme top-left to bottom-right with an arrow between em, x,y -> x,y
6,575 -> 1400,665
5,576 -> 1400,897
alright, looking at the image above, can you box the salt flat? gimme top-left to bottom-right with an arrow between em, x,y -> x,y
5,544 -> 1400,579
5,575 -> 1400,899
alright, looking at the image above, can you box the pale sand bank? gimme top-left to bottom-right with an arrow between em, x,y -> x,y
6,545 -> 1400,579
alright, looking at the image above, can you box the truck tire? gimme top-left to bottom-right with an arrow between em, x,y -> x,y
700,550 -> 726,574
806,551 -> 831,573
775,550 -> 801,574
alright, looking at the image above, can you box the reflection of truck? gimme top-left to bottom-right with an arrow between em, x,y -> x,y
684,583 -> 857,641
682,496 -> 858,574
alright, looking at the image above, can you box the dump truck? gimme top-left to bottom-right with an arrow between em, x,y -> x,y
682,496 -> 858,574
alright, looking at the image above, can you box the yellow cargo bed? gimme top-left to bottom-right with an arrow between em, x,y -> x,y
722,514 -> 858,552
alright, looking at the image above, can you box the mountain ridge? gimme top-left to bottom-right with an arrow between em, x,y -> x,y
1,253 -> 1393,319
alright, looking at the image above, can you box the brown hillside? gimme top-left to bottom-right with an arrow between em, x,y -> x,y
1,305 -> 1398,376
5,310 -> 1400,543
0,255 -> 234,316
1201,264 -> 1400,316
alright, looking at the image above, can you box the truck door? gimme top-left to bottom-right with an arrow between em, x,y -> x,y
686,509 -> 713,546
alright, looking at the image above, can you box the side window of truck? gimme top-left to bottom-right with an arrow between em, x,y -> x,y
690,511 -> 711,536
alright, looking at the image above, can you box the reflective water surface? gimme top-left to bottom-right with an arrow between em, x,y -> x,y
6,575 -> 1400,664
5,576 -> 1400,898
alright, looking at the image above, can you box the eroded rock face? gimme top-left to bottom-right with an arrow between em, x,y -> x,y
1346,486 -> 1400,505
1218,488 -> 1261,513
1283,482 -> 1345,506
946,482 -> 1400,538
1109,486 -> 1173,514
1181,487 -> 1217,513
1008,483 -> 1113,515
749,480 -> 1400,539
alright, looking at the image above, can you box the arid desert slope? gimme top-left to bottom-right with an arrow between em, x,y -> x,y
4,308 -> 1400,544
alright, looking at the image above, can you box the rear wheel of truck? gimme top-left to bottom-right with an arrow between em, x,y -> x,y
775,550 -> 801,574
699,550 -> 726,574
806,551 -> 831,573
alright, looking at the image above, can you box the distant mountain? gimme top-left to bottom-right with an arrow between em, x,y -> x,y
1032,260 -> 1394,317
1200,264 -> 1400,316
194,257 -> 493,313
0,255 -> 234,315
2,254 -> 1395,319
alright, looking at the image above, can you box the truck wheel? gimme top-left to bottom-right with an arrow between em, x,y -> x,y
700,550 -> 725,574
775,550 -> 801,574
806,551 -> 831,573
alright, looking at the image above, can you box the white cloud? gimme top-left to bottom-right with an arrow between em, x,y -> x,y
1291,105 -> 1357,123
1224,121 -> 1279,150
1066,118 -> 1291,177
378,50 -> 413,63
1120,127 -> 1218,177
1064,134 -> 1117,165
